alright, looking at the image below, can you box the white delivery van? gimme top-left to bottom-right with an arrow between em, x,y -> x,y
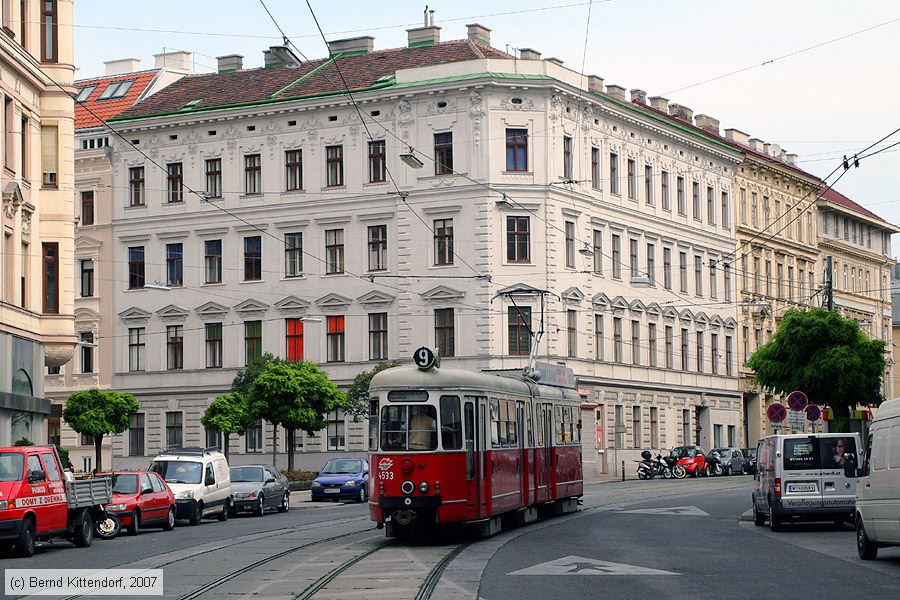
855,398 -> 900,559
149,447 -> 231,525
752,432 -> 860,531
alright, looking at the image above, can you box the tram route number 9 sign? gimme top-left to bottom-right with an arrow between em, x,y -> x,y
787,391 -> 809,412
413,346 -> 438,370
767,403 -> 787,424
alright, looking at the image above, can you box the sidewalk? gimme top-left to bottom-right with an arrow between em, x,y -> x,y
584,471 -> 632,485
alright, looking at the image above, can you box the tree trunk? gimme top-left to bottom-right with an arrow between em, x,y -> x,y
272,422 -> 277,468
94,434 -> 104,473
223,432 -> 229,460
833,404 -> 852,433
287,429 -> 295,472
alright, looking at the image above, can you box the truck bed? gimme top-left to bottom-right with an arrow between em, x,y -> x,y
67,477 -> 112,508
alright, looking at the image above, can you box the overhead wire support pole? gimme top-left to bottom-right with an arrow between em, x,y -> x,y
825,255 -> 834,311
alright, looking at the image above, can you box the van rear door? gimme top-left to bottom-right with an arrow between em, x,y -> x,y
819,434 -> 858,516
780,436 -> 823,511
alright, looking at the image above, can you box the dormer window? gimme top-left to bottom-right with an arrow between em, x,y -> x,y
75,85 -> 97,102
99,80 -> 135,100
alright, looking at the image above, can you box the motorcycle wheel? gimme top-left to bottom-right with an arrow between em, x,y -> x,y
662,467 -> 673,479
713,465 -> 723,476
673,465 -> 686,479
96,513 -> 121,540
637,470 -> 648,480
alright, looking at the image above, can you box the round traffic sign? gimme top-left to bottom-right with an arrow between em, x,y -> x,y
806,404 -> 821,422
767,403 -> 787,423
413,346 -> 437,370
787,391 -> 809,412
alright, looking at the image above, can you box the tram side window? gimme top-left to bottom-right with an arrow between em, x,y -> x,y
490,399 -> 501,448
368,397 -> 379,451
380,405 -> 437,451
507,402 -> 518,447
535,405 -> 544,446
525,402 -> 533,447
439,395 -> 462,450
556,405 -> 565,444
499,400 -> 509,447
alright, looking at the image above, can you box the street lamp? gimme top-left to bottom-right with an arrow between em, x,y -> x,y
578,242 -> 594,257
76,340 -> 97,348
399,147 -> 424,169
630,273 -> 652,287
299,315 -> 323,323
144,282 -> 171,291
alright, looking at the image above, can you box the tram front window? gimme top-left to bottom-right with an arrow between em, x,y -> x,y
381,404 -> 437,451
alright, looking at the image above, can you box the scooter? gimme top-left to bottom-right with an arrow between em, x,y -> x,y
636,450 -> 658,479
657,453 -> 686,479
705,450 -> 724,476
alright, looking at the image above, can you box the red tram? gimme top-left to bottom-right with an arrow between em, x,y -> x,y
368,350 -> 583,537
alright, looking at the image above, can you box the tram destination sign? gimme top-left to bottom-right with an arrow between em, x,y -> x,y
533,361 -> 577,389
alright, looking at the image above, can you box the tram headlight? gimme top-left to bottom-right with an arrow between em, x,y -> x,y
400,480 -> 415,495
418,482 -> 429,494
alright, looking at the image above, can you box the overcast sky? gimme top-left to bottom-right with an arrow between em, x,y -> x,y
74,0 -> 900,259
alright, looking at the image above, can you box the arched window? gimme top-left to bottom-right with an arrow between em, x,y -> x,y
11,368 -> 32,397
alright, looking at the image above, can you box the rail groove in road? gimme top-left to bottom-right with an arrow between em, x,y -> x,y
415,543 -> 471,600
294,540 -> 393,599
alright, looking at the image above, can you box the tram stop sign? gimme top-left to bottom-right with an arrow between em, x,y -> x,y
767,403 -> 787,424
787,391 -> 809,412
413,346 -> 438,370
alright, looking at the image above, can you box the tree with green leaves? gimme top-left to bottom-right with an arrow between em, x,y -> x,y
247,361 -> 346,471
201,392 -> 252,459
63,388 -> 139,473
345,361 -> 401,420
746,308 -> 886,432
232,352 -> 283,395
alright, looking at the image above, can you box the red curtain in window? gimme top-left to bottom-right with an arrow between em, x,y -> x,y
327,316 -> 344,334
286,319 -> 304,361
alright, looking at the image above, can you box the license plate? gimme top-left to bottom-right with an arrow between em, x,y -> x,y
324,488 -> 339,494
787,482 -> 817,493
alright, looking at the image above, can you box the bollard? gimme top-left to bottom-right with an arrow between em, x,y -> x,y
621,460 -> 625,482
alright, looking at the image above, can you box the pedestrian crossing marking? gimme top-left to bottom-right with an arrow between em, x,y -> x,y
622,505 -> 709,516
509,555 -> 679,576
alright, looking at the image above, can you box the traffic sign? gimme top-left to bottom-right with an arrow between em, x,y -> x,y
806,405 -> 821,422
412,346 -> 437,370
788,410 -> 806,430
787,391 -> 808,412
767,403 -> 787,423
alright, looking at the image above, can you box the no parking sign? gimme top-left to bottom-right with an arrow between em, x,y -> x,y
767,403 -> 787,423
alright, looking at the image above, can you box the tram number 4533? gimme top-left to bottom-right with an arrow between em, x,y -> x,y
379,471 -> 395,480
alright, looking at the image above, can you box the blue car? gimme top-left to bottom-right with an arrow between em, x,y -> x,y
311,458 -> 369,503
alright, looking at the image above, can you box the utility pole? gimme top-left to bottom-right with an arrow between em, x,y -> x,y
825,255 -> 834,311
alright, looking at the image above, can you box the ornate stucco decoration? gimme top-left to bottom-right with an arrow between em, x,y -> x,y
2,181 -> 24,219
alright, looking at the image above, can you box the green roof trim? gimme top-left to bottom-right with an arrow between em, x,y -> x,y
408,40 -> 435,48
269,54 -> 339,99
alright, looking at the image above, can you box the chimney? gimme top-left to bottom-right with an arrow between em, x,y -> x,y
587,75 -> 604,93
630,89 -> 647,104
786,153 -> 798,165
408,8 -> 440,47
724,128 -> 750,146
216,54 -> 243,73
544,57 -> 564,67
605,84 -> 627,101
748,138 -> 765,152
263,49 -> 279,68
668,103 -> 693,122
649,96 -> 668,112
694,114 -> 720,135
327,36 -> 375,55
519,48 -> 542,61
104,58 -> 141,76
154,50 -> 192,71
466,23 -> 491,46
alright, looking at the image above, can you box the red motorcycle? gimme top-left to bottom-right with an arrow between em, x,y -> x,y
671,445 -> 708,477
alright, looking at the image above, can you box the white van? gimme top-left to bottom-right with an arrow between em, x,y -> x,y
855,398 -> 900,559
149,447 -> 231,525
752,433 -> 860,531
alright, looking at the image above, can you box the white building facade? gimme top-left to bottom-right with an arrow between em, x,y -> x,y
105,26 -> 742,472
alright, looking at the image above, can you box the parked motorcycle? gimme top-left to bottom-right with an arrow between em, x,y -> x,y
705,450 -> 724,476
658,453 -> 686,479
636,451 -> 659,479
95,512 -> 121,540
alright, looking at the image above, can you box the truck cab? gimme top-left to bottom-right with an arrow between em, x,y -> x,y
0,445 -> 110,557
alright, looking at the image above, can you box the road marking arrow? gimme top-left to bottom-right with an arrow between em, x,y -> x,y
621,505 -> 710,516
509,555 -> 679,576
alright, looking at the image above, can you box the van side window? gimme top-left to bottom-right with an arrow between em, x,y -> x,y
40,453 -> 61,481
889,426 -> 900,469
872,429 -> 889,471
205,463 -> 215,485
27,454 -> 44,481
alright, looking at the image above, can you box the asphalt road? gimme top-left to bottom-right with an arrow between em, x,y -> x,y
480,479 -> 900,600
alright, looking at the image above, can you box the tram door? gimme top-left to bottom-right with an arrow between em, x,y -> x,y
534,402 -> 552,502
464,397 -> 485,519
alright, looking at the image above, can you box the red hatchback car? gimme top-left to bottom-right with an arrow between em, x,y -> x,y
671,446 -> 708,477
106,472 -> 176,535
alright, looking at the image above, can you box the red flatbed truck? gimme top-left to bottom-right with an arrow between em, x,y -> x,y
0,445 -> 112,557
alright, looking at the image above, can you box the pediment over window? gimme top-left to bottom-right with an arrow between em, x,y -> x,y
315,293 -> 352,310
628,299 -> 646,313
646,302 -> 662,317
274,295 -> 311,313
723,317 -> 738,330
74,307 -> 101,321
709,314 -> 724,329
75,236 -> 103,251
156,304 -> 190,322
591,292 -> 610,308
610,296 -> 629,311
679,309 -> 694,322
663,307 -> 679,321
694,311 -> 709,326
119,306 -> 152,323
495,282 -> 540,297
561,287 -> 585,304
421,285 -> 466,302
357,290 -> 396,306
234,298 -> 269,316
195,301 -> 230,320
